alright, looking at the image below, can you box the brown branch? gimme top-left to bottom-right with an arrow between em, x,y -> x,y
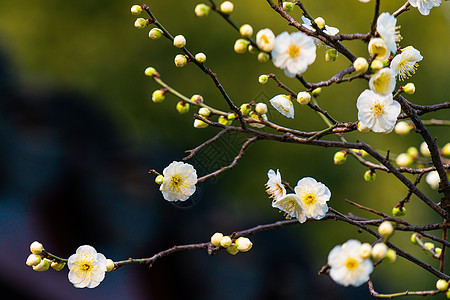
183,128 -> 231,160
393,1 -> 411,18
367,279 -> 440,298
370,0 -> 381,37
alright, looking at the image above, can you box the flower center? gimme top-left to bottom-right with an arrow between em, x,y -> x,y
303,193 -> 316,205
345,258 -> 359,270
261,34 -> 269,44
287,45 -> 300,58
171,175 -> 183,187
81,263 -> 92,271
371,102 -> 384,117
373,45 -> 387,59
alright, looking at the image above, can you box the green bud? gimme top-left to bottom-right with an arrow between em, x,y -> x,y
194,4 -> 210,18
442,143 -> 450,157
131,5 -> 143,15
198,107 -> 211,117
311,87 -> 322,96
234,39 -> 250,54
176,101 -> 190,114
385,249 -> 396,263
218,115 -> 232,125
258,75 -> 268,84
193,119 -> 208,128
436,279 -> 449,292
174,54 -> 187,67
51,261 -> 66,271
195,52 -> 206,63
152,90 -> 165,103
423,242 -> 435,255
155,175 -> 164,185
191,94 -> 204,103
364,170 -> 376,182
392,206 -> 406,217
436,247 -> 442,256
370,59 -> 383,71
148,28 -> 163,39
134,18 -> 148,29
283,2 -> 295,12
257,52 -> 270,63
325,48 -> 338,62
227,113 -> 236,120
403,83 -> 415,95
333,150 -> 347,165
226,243 -> 239,255
144,67 -> 159,77
410,233 -> 420,245
240,103 -> 252,116
33,258 -> 51,272
407,147 -> 419,160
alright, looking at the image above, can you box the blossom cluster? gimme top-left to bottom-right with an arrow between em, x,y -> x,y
210,232 -> 253,255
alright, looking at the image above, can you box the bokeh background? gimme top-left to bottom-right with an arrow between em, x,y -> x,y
0,0 -> 449,299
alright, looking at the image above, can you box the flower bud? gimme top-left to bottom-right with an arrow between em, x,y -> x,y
403,83 -> 415,95
311,87 -> 322,96
220,1 -> 234,14
436,247 -> 442,256
385,249 -> 396,263
211,232 -> 224,247
33,258 -> 51,272
191,94 -> 204,103
395,153 -> 413,167
333,151 -> 347,165
194,119 -> 208,128
407,147 -> 419,160
144,67 -> 159,77
235,237 -> 253,252
51,261 -> 66,271
283,2 -> 295,12
258,74 -> 268,84
248,44 -> 258,54
314,17 -> 325,29
426,170 -> 440,190
359,243 -> 372,259
370,59 -> 384,71
131,5 -> 143,15
442,143 -> 450,157
325,48 -> 338,62
420,141 -> 430,157
198,107 -> 211,117
255,103 -> 268,115
134,18 -> 148,29
436,279 -> 449,292
155,175 -> 164,185
195,52 -> 206,63
239,24 -> 253,38
240,103 -> 252,116
227,113 -> 236,120
195,4 -> 210,18
410,233 -> 420,245
173,35 -> 186,48
378,221 -> 394,237
249,112 -> 267,128
30,241 -> 44,255
446,290 -> 450,299
176,101 -> 190,114
353,57 -> 369,73
148,28 -> 163,39
174,54 -> 188,67
152,90 -> 165,103
297,91 -> 311,105
371,243 -> 388,260
394,121 -> 411,135
26,254 -> 41,266
227,243 -> 239,255
106,259 -> 115,272
392,206 -> 406,216
364,170 -> 376,182
234,39 -> 250,54
220,236 -> 232,248
257,52 -> 270,63
218,116 -> 232,125
423,242 -> 435,255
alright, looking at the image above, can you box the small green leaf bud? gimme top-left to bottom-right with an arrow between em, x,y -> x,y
193,119 -> 209,128
51,261 -> 66,271
227,113 -> 236,120
442,143 -> 450,157
227,243 -> 239,255
394,121 -> 411,135
33,258 -> 51,272
218,115 -> 232,125
210,232 -> 223,247
255,103 -> 268,115
357,121 -> 371,133
220,236 -> 232,248
410,233 -> 420,245
220,1 -> 234,14
378,221 -> 394,237
239,24 -> 253,38
353,57 -> 369,73
311,87 -> 322,96
173,35 -> 186,48
30,241 -> 44,255
385,249 -> 396,263
198,107 -> 211,117
371,243 -> 388,260
359,243 -> 372,259
436,279 -> 449,292
152,90 -> 165,103
258,74 -> 268,84
134,18 -> 148,29
148,28 -> 163,40
257,52 -> 270,63
26,254 -> 41,267
297,91 -> 311,105
176,101 -> 190,114
235,237 -> 253,252
131,5 -> 143,15
325,48 -> 338,62
403,83 -> 415,95
144,67 -> 159,77
240,103 -> 252,116
395,153 -> 413,167
234,39 -> 250,54
333,150 -> 347,165
191,94 -> 204,103
364,170 -> 376,182
420,141 -> 431,157
194,4 -> 210,18
106,259 -> 115,272
174,54 -> 188,67
283,2 -> 295,12
155,175 -> 164,185
370,59 -> 383,71
314,17 -> 325,29
195,52 -> 206,63
392,206 -> 406,216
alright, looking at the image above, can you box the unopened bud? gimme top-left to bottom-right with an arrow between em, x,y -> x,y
155,175 -> 164,185
423,242 -> 435,255
174,54 -> 188,67
358,122 -> 371,133
297,92 -> 311,105
191,94 -> 204,103
407,147 -> 419,160
195,52 -> 206,63
234,39 -> 250,54
436,247 -> 442,256
325,48 -> 338,62
420,142 -> 430,157
394,121 -> 411,135
211,232 -> 224,247
227,243 -> 239,255
227,113 -> 236,120
106,259 -> 115,272
314,17 -> 325,29
258,75 -> 268,84
240,103 -> 252,116
436,279 -> 448,292
33,258 -> 51,272
235,237 -> 253,252
257,52 -> 270,63
311,87 -> 322,96
378,221 -> 394,237
333,151 -> 347,165
220,236 -> 232,248
392,206 -> 406,216
395,153 -> 413,167
131,5 -> 143,15
176,101 -> 190,114
144,67 -> 159,77
255,103 -> 268,115
364,170 -> 376,182
283,2 -> 295,12
198,107 -> 211,117
442,143 -> 450,157
239,24 -> 253,38
359,243 -> 372,259
371,243 -> 388,260
220,1 -> 234,14
51,261 -> 66,271
148,28 -> 163,40
173,35 -> 186,48
30,241 -> 44,255
195,4 -> 210,18
385,249 -> 396,263
403,83 -> 415,95
193,119 -> 209,128
410,233 -> 420,245
249,112 -> 267,128
26,254 -> 41,267
134,18 -> 148,29
370,59 -> 383,71
218,115 -> 232,125
152,90 -> 165,103
353,57 -> 369,73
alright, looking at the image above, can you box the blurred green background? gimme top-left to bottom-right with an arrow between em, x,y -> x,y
0,0 -> 448,299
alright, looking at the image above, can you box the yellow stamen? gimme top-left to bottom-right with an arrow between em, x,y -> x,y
371,102 -> 384,117
287,45 -> 300,58
345,258 -> 358,270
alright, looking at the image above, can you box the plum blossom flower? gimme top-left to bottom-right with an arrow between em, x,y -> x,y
265,169 -> 286,201
357,90 -> 401,133
68,245 -> 107,288
272,193 -> 307,223
368,38 -> 390,61
369,67 -> 396,95
408,0 -> 442,15
328,240 -> 374,287
390,46 -> 423,80
294,177 -> 331,220
376,13 -> 401,53
256,28 -> 276,52
271,32 -> 316,77
160,161 -> 198,201
269,94 -> 295,118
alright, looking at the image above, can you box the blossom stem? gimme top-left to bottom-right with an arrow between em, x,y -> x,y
367,279 -> 440,298
41,250 -> 68,263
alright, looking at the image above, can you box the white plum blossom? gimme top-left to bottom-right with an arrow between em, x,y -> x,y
390,46 -> 423,80
265,169 -> 286,201
376,13 -> 401,54
272,193 -> 307,223
160,161 -> 198,201
294,177 -> 331,220
426,171 -> 440,190
408,0 -> 442,15
368,38 -> 390,61
256,28 -> 276,52
369,67 -> 396,95
357,90 -> 401,133
68,245 -> 107,288
328,240 -> 374,287
269,94 -> 295,118
271,32 -> 316,77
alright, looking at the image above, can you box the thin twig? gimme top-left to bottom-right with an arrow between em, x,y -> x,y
367,279 -> 440,298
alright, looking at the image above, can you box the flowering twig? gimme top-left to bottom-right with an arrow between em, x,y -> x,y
183,128 -> 232,161
367,279 -> 440,298
393,1 -> 411,18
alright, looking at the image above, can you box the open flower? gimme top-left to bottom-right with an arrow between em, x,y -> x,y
328,240 -> 374,287
390,46 -> 423,80
368,38 -> 390,61
160,161 -> 198,201
269,94 -> 295,118
369,68 -> 396,95
271,32 -> 316,77
294,177 -> 330,220
408,0 -> 442,15
68,245 -> 107,288
272,193 -> 307,223
357,90 -> 401,133
256,28 -> 276,52
376,13 -> 401,54
266,169 -> 286,201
